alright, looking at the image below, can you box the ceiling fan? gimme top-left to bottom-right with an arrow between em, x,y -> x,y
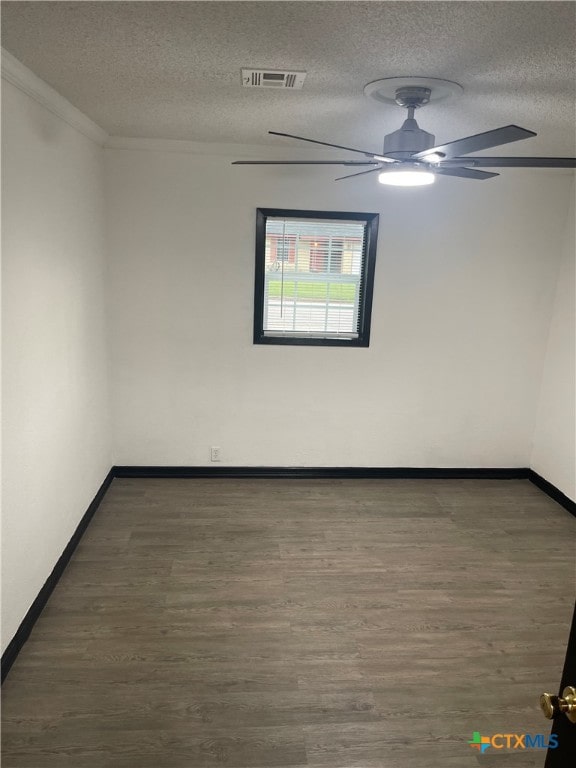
233,79 -> 576,187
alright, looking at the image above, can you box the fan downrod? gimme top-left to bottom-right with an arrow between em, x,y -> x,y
394,86 -> 431,109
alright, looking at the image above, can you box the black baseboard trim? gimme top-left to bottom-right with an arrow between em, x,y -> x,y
1,468 -> 115,683
528,470 -> 576,518
113,465 -> 530,480
3,464 -> 573,683
115,465 -> 575,515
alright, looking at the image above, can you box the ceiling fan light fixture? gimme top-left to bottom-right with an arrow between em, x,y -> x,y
378,168 -> 435,186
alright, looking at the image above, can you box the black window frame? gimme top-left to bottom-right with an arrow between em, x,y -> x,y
253,208 -> 379,347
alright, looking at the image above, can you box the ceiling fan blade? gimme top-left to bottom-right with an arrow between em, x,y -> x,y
435,167 -> 499,181
269,131 -> 396,161
414,125 -> 536,161
443,156 -> 576,168
335,167 -> 383,181
232,160 -> 379,166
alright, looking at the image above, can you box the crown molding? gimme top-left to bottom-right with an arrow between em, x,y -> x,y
104,135 -> 336,158
104,136 -> 252,155
1,48 -> 108,146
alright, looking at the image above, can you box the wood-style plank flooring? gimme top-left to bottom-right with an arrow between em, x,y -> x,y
2,478 -> 574,767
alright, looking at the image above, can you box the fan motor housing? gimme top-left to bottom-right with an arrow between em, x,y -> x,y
383,117 -> 435,158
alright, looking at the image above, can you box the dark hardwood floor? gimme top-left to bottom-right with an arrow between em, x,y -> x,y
2,478 -> 574,767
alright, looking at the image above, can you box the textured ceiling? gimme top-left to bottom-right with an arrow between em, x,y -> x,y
2,1 -> 576,155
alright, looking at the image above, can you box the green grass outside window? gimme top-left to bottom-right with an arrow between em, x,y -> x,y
267,280 -> 356,302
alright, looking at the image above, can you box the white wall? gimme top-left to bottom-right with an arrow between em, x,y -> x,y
105,145 -> 573,468
1,80 -> 111,652
531,181 -> 576,501
1,66 -> 572,656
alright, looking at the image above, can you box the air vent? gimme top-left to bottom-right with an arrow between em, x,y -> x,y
241,69 -> 306,89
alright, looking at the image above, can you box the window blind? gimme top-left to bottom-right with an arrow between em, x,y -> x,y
263,216 -> 368,339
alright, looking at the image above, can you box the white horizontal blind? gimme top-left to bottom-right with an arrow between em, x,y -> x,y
263,217 -> 368,339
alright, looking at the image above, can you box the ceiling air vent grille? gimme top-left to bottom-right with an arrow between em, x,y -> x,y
241,69 -> 306,89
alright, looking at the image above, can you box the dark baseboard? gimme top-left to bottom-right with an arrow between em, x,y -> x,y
1,468 -> 115,683
528,469 -> 576,518
114,468 -> 575,516
3,463 -> 573,683
114,465 -> 530,480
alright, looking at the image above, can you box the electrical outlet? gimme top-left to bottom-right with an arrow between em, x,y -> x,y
210,446 -> 222,462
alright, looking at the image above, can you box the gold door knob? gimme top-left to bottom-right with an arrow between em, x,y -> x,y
540,686 -> 576,724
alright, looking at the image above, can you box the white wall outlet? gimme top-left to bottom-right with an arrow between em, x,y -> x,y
210,446 -> 222,462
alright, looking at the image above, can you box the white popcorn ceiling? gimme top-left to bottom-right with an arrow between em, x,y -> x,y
2,1 -> 575,156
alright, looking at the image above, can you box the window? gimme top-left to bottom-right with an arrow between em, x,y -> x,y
253,209 -> 379,346
269,234 -> 296,263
